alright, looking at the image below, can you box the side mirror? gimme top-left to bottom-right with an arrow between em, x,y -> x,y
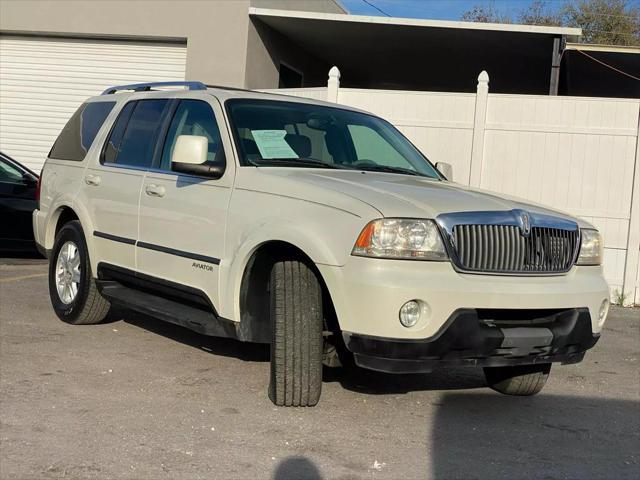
436,162 -> 453,180
171,135 -> 225,179
23,173 -> 38,186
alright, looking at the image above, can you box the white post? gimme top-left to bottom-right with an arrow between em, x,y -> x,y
621,108 -> 640,306
469,71 -> 489,187
327,66 -> 341,104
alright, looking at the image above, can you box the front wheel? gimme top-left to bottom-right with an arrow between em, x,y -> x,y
268,260 -> 324,407
49,220 -> 110,325
484,363 -> 551,396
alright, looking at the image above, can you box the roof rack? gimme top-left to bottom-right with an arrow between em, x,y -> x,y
101,81 -> 207,95
205,84 -> 254,93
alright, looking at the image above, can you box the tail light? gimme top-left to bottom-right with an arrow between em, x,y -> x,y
35,175 -> 41,209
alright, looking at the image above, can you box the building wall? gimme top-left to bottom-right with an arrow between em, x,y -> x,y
0,0 -> 252,86
244,19 -> 331,89
0,0 -> 344,88
244,1 -> 345,89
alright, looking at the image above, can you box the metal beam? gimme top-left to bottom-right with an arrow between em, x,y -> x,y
549,37 -> 562,96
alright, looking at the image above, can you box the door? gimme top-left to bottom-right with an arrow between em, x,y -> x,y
0,155 -> 37,251
85,98 -> 171,271
137,97 -> 233,311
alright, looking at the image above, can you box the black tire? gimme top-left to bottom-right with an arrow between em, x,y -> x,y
268,260 -> 323,407
484,363 -> 551,396
49,220 -> 110,325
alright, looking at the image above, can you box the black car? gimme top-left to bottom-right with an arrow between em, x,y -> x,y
0,152 -> 40,254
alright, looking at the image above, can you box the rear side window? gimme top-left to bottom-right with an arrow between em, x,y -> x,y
102,99 -> 170,169
49,102 -> 115,161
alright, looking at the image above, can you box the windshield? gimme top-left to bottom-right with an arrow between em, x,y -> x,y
225,99 -> 441,179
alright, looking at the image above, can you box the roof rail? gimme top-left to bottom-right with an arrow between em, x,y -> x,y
101,81 -> 207,95
205,84 -> 254,93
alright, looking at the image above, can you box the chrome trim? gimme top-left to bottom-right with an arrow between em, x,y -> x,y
435,210 -> 581,276
100,162 -> 149,173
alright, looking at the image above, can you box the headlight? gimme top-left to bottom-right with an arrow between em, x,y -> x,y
577,229 -> 603,266
352,219 -> 448,260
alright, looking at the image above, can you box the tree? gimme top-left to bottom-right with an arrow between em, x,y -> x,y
460,0 -> 640,46
561,0 -> 640,46
520,0 -> 563,27
460,3 -> 512,24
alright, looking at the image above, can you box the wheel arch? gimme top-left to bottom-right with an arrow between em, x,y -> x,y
53,206 -> 78,236
229,239 -> 341,342
45,201 -> 96,264
44,205 -> 77,250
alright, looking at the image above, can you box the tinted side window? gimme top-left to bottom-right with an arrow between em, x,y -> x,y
49,101 -> 115,161
104,99 -> 169,168
0,159 -> 24,183
160,100 -> 224,171
102,101 -> 135,164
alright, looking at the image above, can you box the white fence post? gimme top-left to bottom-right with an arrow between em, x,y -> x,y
622,108 -> 640,306
327,66 -> 341,103
469,71 -> 489,187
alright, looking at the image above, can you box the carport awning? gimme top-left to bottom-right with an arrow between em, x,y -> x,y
249,8 -> 581,94
560,43 -> 640,98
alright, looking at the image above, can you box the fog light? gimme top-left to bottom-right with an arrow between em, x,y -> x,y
399,300 -> 421,328
598,299 -> 610,327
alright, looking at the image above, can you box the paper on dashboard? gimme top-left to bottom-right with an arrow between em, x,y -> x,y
251,130 -> 298,159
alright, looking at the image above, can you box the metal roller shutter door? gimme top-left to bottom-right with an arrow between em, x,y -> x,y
0,35 -> 187,172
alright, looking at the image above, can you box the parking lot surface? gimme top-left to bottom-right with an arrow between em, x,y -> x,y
1,259 -> 638,480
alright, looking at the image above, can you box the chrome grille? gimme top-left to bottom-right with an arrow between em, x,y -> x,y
452,225 -> 579,274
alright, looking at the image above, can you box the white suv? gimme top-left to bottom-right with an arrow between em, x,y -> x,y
33,82 -> 609,406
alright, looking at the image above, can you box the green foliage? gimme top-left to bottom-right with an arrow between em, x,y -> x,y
521,0 -> 564,27
613,289 -> 627,307
561,0 -> 640,46
460,3 -> 512,24
460,0 -> 640,46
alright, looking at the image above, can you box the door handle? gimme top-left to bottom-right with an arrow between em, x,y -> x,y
84,174 -> 101,186
145,184 -> 166,197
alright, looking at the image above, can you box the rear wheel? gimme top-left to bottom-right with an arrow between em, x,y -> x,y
268,260 -> 323,407
49,220 -> 110,325
484,363 -> 551,396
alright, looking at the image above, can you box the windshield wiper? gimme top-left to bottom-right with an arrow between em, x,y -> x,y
254,157 -> 352,170
355,165 -> 423,176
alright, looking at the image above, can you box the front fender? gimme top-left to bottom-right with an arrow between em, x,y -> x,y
219,218 -> 357,322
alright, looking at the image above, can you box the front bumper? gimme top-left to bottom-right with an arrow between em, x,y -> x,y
317,258 -> 609,339
344,307 -> 599,373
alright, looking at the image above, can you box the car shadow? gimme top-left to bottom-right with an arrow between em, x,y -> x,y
323,364 -> 487,395
111,308 -> 270,362
110,307 -> 487,395
0,252 -> 46,264
273,456 -> 323,480
430,392 -> 640,479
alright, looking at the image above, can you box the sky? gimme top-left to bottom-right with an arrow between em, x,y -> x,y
339,0 -> 567,21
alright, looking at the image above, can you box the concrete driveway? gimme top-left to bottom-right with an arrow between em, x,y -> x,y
1,259 -> 638,480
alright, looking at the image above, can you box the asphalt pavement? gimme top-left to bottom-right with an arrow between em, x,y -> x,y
1,259 -> 638,480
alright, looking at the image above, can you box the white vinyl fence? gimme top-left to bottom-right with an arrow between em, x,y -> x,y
263,67 -> 640,305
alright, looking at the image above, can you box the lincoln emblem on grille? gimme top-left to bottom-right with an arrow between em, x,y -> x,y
514,210 -> 531,237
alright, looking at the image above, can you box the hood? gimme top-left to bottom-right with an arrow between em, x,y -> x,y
242,168 -> 590,227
